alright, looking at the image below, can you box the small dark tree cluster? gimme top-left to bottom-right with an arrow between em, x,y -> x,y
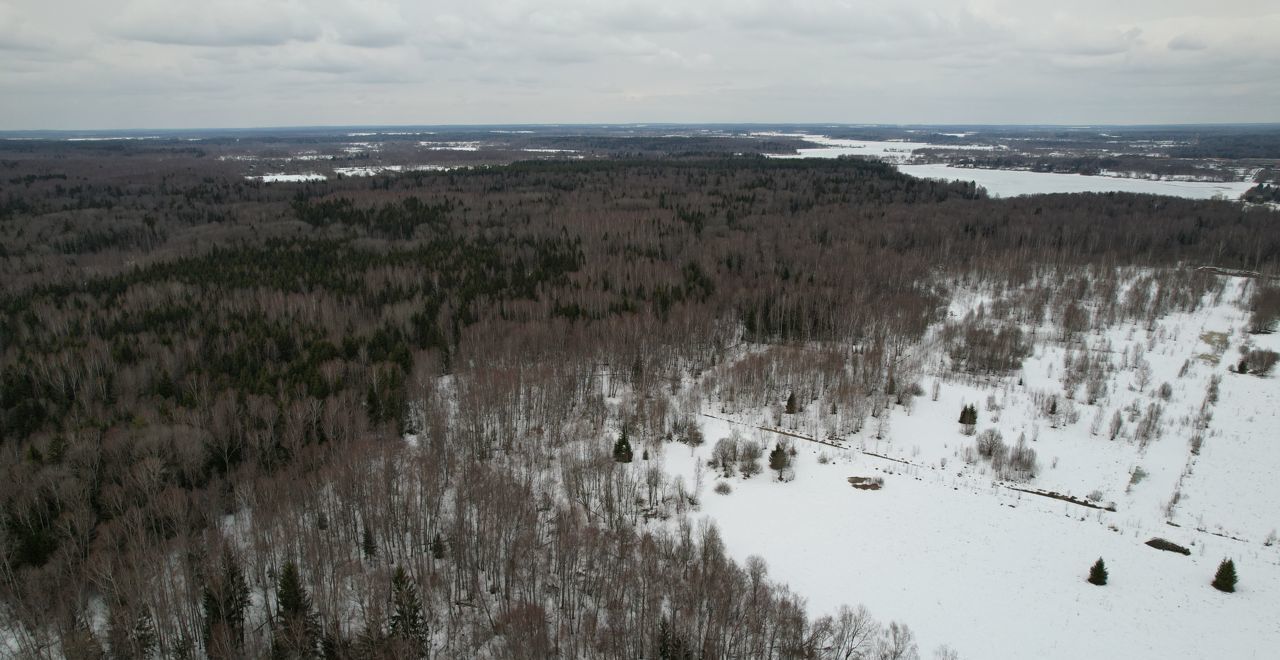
1238,349 -> 1279,376
613,427 -> 634,463
958,404 -> 978,435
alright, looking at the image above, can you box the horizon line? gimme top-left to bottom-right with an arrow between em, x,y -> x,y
3,121 -> 1280,136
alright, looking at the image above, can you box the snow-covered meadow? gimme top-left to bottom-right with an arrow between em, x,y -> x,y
653,275 -> 1280,659
897,163 -> 1254,200
764,132 -> 1256,200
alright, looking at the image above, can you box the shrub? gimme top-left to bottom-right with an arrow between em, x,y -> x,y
975,428 -> 1004,458
713,482 -> 732,495
1088,558 -> 1108,585
1248,285 -> 1280,334
738,440 -> 763,479
1145,538 -> 1191,555
1007,437 -> 1038,480
711,436 -> 740,477
1244,349 -> 1279,376
1212,559 -> 1237,593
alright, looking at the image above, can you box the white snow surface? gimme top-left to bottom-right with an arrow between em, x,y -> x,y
898,163 -> 1254,200
244,173 -> 327,182
757,131 -> 1254,200
758,132 -> 998,164
655,276 -> 1280,660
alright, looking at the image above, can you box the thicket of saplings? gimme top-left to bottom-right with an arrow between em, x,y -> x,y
1,142 -> 1279,658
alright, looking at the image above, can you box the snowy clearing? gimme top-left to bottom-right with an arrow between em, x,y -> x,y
244,173 -> 327,183
657,275 -> 1280,660
898,163 -> 1254,200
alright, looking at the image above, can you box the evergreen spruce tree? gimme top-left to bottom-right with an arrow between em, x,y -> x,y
613,427 -> 633,463
272,561 -> 320,659
1212,558 -> 1237,592
389,567 -> 428,656
131,609 -> 157,660
203,548 -> 251,659
361,526 -> 378,560
959,404 -> 978,434
1087,558 -> 1108,585
786,391 -> 798,415
768,444 -> 790,480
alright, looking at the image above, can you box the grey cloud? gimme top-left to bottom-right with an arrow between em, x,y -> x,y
1168,34 -> 1207,51
112,1 -> 322,47
2,0 -> 1278,129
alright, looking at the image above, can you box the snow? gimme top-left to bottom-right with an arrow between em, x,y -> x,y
244,173 -> 327,183
334,165 -> 404,177
333,164 -> 463,177
757,133 -> 998,164
757,131 -> 1254,200
419,141 -> 481,151
655,275 -> 1280,660
897,163 -> 1254,200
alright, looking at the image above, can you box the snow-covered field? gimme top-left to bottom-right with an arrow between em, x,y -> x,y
244,173 -> 327,183
761,132 -> 1255,200
898,163 -> 1254,200
758,132 -> 999,164
656,276 -> 1280,659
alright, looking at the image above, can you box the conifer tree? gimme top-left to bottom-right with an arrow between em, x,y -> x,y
272,561 -> 320,659
958,404 -> 978,435
389,566 -> 428,656
769,444 -> 790,480
613,427 -> 633,463
786,391 -> 798,415
203,548 -> 251,659
361,526 -> 378,560
1087,558 -> 1108,586
1212,558 -> 1237,592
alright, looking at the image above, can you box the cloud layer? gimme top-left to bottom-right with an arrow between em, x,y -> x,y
1,0 -> 1277,129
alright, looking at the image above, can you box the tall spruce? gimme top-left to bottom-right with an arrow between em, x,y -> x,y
389,566 -> 428,656
272,561 -> 321,659
613,427 -> 634,463
202,548 -> 251,659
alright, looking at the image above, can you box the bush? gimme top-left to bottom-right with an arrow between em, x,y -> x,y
738,440 -> 763,478
976,429 -> 1004,458
1244,349 -> 1279,376
1087,558 -> 1108,585
711,436 -> 740,477
1212,558 -> 1237,593
1145,538 -> 1191,555
713,482 -> 732,495
1249,285 -> 1280,334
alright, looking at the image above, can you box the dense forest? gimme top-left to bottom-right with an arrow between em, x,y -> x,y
1,140 -> 1279,659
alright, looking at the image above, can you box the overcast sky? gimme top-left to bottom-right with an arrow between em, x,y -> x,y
1,0 -> 1277,130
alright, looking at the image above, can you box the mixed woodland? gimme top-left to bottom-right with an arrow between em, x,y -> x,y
1,140 -> 1279,659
